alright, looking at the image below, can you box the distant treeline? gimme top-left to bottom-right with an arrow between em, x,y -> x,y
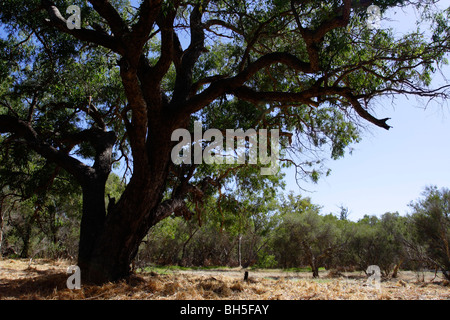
138,186 -> 449,280
1,177 -> 449,280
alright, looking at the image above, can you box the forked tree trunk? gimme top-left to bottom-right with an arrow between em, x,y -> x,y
77,126 -> 176,284
80,178 -> 168,283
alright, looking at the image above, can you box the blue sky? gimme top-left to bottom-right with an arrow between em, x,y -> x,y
284,1 -> 450,220
285,93 -> 450,220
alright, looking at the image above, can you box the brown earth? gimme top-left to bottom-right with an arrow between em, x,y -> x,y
0,258 -> 448,300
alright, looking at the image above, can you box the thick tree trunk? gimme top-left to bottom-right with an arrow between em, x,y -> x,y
78,178 -> 169,284
83,178 -> 167,283
77,125 -> 177,284
77,177 -> 108,282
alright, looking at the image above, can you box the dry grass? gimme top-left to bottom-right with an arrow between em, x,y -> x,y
0,259 -> 448,300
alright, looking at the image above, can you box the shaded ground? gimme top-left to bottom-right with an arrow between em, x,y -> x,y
0,259 -> 448,300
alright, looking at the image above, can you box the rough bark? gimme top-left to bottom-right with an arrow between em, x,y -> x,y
77,122 -> 186,283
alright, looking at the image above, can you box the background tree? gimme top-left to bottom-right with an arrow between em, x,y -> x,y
0,0 -> 449,283
272,194 -> 343,277
345,214 -> 402,277
0,170 -> 125,260
378,212 -> 408,278
0,128 -> 83,258
407,186 -> 450,280
138,179 -> 279,267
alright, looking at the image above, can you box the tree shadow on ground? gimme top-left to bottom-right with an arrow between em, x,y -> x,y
0,270 -> 68,299
0,266 -> 150,300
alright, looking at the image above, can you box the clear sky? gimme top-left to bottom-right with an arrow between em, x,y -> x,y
284,1 -> 450,221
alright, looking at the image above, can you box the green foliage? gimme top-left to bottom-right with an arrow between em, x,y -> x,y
255,251 -> 278,269
133,185 -> 450,280
269,194 -> 343,276
408,186 -> 450,279
1,179 -> 82,259
0,171 -> 127,259
345,212 -> 407,276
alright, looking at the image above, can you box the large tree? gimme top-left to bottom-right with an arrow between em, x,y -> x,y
0,0 -> 449,283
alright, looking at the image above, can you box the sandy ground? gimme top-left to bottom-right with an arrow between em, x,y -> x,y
0,258 -> 448,300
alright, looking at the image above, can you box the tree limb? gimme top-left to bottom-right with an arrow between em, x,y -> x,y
88,0 -> 130,37
171,1 -> 209,106
41,0 -> 124,54
0,115 -> 95,184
